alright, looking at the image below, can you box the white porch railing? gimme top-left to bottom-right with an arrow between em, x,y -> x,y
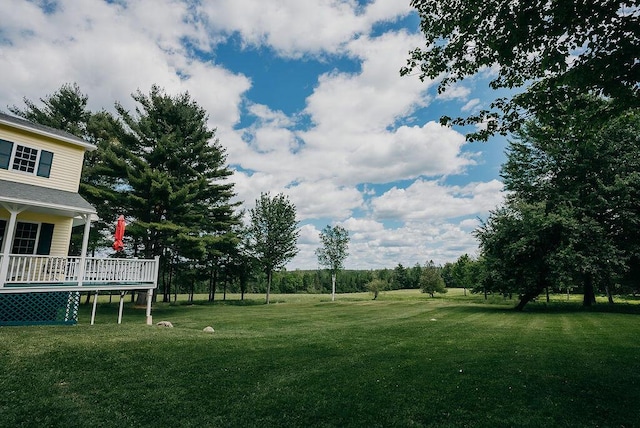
0,254 -> 159,291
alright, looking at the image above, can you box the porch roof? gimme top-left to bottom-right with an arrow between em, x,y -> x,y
0,179 -> 96,218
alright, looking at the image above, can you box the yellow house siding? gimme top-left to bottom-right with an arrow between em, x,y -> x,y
0,210 -> 72,257
0,125 -> 85,193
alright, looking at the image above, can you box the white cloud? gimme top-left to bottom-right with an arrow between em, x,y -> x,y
0,0 -> 251,127
199,0 -> 413,57
461,98 -> 481,112
371,179 -> 504,221
436,84 -> 471,101
0,0 -> 506,270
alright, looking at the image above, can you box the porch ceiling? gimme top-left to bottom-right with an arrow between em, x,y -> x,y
0,179 -> 96,220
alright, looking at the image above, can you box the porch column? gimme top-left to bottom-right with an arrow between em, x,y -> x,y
0,204 -> 26,288
76,213 -> 92,287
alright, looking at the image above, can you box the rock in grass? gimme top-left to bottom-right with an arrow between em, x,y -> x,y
156,321 -> 173,328
203,326 -> 215,333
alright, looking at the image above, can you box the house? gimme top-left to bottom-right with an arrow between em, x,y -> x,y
0,112 -> 158,326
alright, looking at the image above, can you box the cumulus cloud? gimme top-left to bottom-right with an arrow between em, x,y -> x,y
371,179 -> 504,221
0,0 -> 251,126
0,0 -> 506,269
199,0 -> 413,57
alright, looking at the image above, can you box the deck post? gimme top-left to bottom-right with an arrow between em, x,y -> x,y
146,288 -> 153,325
90,290 -> 99,325
77,214 -> 92,287
118,291 -> 125,324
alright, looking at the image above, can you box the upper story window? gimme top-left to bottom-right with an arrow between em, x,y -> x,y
0,139 -> 53,178
13,145 -> 38,173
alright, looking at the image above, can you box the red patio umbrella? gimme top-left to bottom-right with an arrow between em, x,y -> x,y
112,215 -> 126,252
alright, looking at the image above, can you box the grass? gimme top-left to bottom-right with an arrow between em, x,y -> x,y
1,289 -> 640,427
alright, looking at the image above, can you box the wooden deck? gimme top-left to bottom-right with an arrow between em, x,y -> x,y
0,254 -> 159,293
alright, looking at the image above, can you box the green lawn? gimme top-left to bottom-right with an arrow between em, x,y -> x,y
1,290 -> 639,427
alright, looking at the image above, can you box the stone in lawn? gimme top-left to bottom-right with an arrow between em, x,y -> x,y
156,321 -> 173,328
203,326 -> 215,333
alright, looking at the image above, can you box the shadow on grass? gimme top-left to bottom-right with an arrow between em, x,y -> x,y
459,299 -> 640,315
171,299 -> 271,307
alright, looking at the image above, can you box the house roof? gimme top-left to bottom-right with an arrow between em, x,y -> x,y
0,179 -> 96,217
0,112 -> 97,151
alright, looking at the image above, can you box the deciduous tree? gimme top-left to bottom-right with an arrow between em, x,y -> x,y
248,193 -> 299,304
419,260 -> 447,297
477,100 -> 640,308
402,0 -> 639,140
316,225 -> 350,301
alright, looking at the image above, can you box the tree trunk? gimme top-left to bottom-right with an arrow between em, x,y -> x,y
331,273 -> 336,301
136,290 -> 148,306
515,283 -> 547,311
209,269 -> 217,302
546,286 -> 550,303
583,274 -> 596,307
605,285 -> 614,304
266,270 -> 272,304
163,268 -> 170,303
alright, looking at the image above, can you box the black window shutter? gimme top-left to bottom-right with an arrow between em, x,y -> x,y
36,223 -> 55,255
0,139 -> 13,169
0,219 -> 6,250
37,150 -> 54,177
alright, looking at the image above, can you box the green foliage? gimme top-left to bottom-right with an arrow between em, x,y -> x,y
365,278 -> 388,299
403,0 -> 639,140
315,225 -> 349,273
477,102 -> 640,309
110,86 -> 240,301
248,192 -> 299,303
316,225 -> 350,300
13,84 -> 242,302
419,260 -> 447,297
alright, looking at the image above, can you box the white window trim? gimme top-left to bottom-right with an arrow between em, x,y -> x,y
9,144 -> 43,176
0,219 -> 44,255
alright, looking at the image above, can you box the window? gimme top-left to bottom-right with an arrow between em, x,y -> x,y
0,140 -> 53,178
12,222 -> 39,254
0,221 -> 54,255
12,145 -> 39,173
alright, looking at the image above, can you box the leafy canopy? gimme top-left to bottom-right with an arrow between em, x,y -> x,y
476,101 -> 640,308
315,225 -> 350,274
402,0 -> 640,140
248,192 -> 299,303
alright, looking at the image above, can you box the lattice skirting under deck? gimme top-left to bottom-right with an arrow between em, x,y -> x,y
0,292 -> 80,326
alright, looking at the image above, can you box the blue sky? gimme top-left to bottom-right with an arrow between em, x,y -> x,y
0,0 -> 507,269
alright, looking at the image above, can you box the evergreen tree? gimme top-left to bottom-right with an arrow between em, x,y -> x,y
9,83 -> 121,256
111,85 -> 239,301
